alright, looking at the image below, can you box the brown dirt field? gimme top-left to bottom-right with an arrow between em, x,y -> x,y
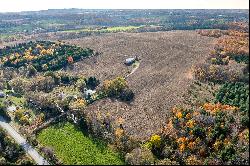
65,31 -> 214,140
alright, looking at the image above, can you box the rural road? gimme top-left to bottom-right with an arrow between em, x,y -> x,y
0,116 -> 50,165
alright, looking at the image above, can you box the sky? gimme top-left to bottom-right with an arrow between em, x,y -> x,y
0,0 -> 249,13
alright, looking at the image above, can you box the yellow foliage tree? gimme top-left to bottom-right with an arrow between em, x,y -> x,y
103,77 -> 128,97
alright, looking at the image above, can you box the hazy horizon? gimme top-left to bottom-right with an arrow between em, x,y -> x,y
0,0 -> 249,13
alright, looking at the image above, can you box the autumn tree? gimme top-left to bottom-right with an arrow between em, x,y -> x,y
75,78 -> 86,92
120,89 -> 135,102
9,77 -> 28,95
103,77 -> 134,101
27,76 -> 55,93
26,64 -> 37,77
85,76 -> 100,90
103,77 -> 128,98
67,56 -> 74,64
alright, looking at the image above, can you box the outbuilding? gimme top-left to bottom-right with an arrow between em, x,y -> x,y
0,91 -> 5,98
84,89 -> 96,99
7,106 -> 16,112
125,57 -> 136,65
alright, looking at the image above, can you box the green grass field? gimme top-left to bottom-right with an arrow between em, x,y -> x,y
62,26 -> 140,33
37,122 -> 125,165
99,26 -> 140,32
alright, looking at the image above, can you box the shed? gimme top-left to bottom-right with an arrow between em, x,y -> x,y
7,106 -> 16,112
0,91 -> 5,98
125,57 -> 136,65
84,89 -> 96,98
58,92 -> 67,100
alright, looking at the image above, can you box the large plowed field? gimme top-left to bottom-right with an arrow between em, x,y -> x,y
65,30 -> 215,140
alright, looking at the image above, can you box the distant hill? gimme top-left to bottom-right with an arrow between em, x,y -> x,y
0,9 -> 249,37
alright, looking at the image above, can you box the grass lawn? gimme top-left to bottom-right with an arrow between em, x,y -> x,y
7,96 -> 25,106
37,122 -> 125,165
1,89 -> 25,106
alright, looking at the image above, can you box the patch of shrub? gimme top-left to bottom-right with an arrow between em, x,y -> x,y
240,115 -> 249,128
125,147 -> 155,165
0,128 -> 31,164
119,88 -> 134,102
193,63 -> 246,84
215,82 -> 249,112
103,77 -> 134,102
40,146 -> 60,165
14,109 -> 30,125
85,76 -> 100,90
26,65 -> 37,77
0,103 -> 11,121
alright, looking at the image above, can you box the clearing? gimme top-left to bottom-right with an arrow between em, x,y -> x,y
65,30 -> 214,140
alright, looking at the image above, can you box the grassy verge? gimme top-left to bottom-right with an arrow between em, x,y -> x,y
37,122 -> 125,165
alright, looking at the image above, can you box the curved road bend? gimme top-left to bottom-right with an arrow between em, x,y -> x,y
0,116 -> 50,165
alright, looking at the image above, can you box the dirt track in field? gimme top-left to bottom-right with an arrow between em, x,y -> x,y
65,31 -> 214,140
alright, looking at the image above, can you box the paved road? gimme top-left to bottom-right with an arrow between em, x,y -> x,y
0,116 -> 50,165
